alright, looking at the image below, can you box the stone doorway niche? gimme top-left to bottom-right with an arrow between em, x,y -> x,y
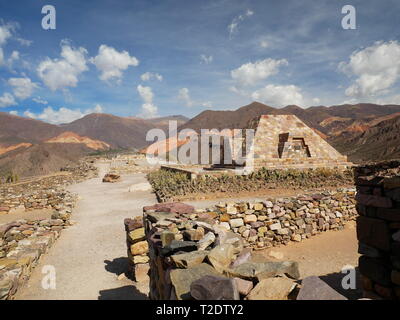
278,133 -> 311,159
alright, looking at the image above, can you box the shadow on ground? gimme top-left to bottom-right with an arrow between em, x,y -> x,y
98,285 -> 148,300
319,267 -> 362,300
104,257 -> 128,276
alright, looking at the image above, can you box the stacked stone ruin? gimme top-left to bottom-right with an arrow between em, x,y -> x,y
0,203 -> 75,299
136,191 -> 358,300
355,160 -> 400,300
124,217 -> 150,282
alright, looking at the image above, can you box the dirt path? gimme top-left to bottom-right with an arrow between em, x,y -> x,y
15,162 -> 157,300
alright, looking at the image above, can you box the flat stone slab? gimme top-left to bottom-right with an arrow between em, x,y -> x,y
190,275 -> 239,300
247,277 -> 297,300
171,251 -> 208,268
225,261 -> 300,280
296,276 -> 347,300
143,202 -> 195,214
170,263 -> 221,300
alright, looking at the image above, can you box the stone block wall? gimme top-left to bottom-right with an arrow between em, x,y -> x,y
0,161 -> 97,215
140,190 -> 357,300
0,210 -> 73,299
355,161 -> 400,300
124,217 -> 150,282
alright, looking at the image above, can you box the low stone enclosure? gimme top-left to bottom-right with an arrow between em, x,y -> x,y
355,160 -> 400,300
147,167 -> 354,203
0,202 -> 75,299
0,160 -> 97,300
0,160 -> 97,215
125,188 -> 358,300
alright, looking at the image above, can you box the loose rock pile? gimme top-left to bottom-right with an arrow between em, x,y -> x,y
0,210 -> 73,299
138,196 -> 357,300
355,160 -> 400,300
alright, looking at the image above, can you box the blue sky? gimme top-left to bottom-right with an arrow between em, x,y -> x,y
1,0 -> 400,123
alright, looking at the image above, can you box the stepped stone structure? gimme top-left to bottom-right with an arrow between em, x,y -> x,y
240,114 -> 352,170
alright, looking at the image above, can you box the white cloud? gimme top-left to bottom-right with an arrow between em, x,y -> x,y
0,92 -> 16,108
178,88 -> 193,107
9,110 -> 18,116
0,24 -> 12,46
0,24 -> 13,66
37,42 -> 89,91
91,44 -> 139,82
0,48 -> 4,66
177,88 -> 213,109
137,85 -> 158,118
251,84 -> 304,107
23,104 -> 104,124
228,9 -> 254,38
339,41 -> 400,98
231,58 -> 288,86
32,97 -> 48,105
140,72 -> 163,82
8,77 -> 38,100
201,101 -> 213,108
200,54 -> 213,64
259,40 -> 269,48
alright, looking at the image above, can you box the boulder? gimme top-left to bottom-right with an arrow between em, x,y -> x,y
207,244 -> 235,273
102,173 -> 121,183
190,275 -> 239,300
130,241 -> 149,255
160,240 -> 197,257
183,228 -> 205,241
198,232 -> 216,250
226,261 -> 300,280
297,276 -> 347,300
161,231 -> 175,247
170,263 -> 221,300
215,230 -> 243,254
134,263 -> 150,282
230,248 -> 252,268
234,277 -> 253,296
143,202 -> 195,215
247,277 -> 297,300
128,228 -> 145,244
171,251 -> 208,268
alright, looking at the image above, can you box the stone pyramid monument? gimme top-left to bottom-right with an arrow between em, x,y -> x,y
240,114 -> 352,170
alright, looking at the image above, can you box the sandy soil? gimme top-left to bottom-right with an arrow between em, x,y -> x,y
254,221 -> 362,299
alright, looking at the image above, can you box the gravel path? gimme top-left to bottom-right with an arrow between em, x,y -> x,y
15,163 -> 157,300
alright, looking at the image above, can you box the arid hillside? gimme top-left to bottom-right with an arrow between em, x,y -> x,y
0,112 -> 189,177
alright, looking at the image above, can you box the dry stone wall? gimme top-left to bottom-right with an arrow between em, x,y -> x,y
355,160 -> 400,300
0,202 -> 75,299
147,167 -> 354,203
137,189 -> 357,300
0,161 -> 97,215
0,160 -> 97,299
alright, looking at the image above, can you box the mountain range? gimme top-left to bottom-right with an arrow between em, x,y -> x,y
1,102 -> 400,177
